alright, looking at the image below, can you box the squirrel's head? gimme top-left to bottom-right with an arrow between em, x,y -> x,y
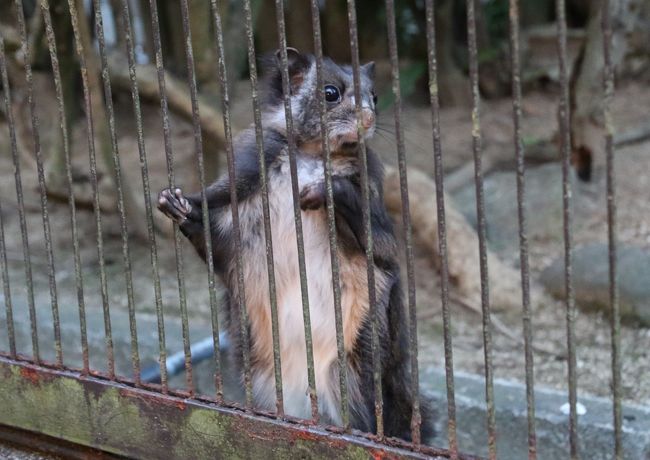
263,48 -> 377,155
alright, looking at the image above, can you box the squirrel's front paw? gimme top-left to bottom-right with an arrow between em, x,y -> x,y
299,182 -> 325,211
158,188 -> 192,224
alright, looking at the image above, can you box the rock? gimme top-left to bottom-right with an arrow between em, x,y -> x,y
451,163 -> 595,256
541,243 -> 650,326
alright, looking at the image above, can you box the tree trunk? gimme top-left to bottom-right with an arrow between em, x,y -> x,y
436,0 -> 471,107
570,0 -> 642,181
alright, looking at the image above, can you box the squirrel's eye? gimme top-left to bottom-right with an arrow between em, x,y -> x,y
372,91 -> 378,106
324,85 -> 341,103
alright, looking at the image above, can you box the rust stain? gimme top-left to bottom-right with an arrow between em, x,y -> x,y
118,388 -> 187,411
20,367 -> 41,385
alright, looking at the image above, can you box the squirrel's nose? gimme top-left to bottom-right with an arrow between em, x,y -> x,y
361,109 -> 375,130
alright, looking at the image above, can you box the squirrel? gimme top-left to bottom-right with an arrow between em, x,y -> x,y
157,48 -> 433,441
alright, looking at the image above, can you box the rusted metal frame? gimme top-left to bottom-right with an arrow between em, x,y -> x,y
92,0 -> 141,384
345,0 -> 383,438
465,0 -> 497,458
273,0 -> 319,421
0,39 -> 17,359
423,2 -> 458,455
555,0 -> 579,457
241,0 -> 284,415
12,0 -> 62,367
384,0 -> 422,446
307,0 -> 350,428
601,1 -> 621,458
422,0 -> 460,451
117,0 -> 168,389
67,0 -> 117,378
507,0 -> 537,458
0,356 -> 463,460
40,0 -> 89,373
146,0 -> 193,394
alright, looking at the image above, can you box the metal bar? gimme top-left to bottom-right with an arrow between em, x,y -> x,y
273,0 -> 319,421
307,0 -> 349,428
12,0 -> 61,367
0,356 -> 463,460
601,1 -> 622,458
66,0 -> 116,378
423,1 -> 458,455
384,0 -> 421,445
117,0 -> 167,389
92,0 -> 141,384
555,0 -> 578,457
146,0 -> 193,394
465,0 -> 497,457
344,0 -> 383,438
40,0 -> 89,373
241,0 -> 284,415
0,39 -> 17,359
507,0 -> 537,458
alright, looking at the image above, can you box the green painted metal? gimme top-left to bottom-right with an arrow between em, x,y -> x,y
0,356 -> 460,459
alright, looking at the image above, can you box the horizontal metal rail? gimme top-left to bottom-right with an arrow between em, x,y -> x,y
0,355 -> 475,460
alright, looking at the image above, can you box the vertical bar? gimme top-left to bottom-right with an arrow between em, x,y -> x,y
424,1 -> 458,455
555,0 -> 578,457
92,0 -> 141,384
241,0 -> 284,415
508,0 -> 537,458
66,0 -> 115,378
0,38 -> 18,359
41,0 -> 89,373
117,0 -> 167,390
181,0 -> 230,398
273,0 -> 319,421
13,0 -> 62,367
344,0 -> 383,438
145,0 -> 194,393
602,1 -> 622,458
466,0 -> 497,457
384,0 -> 421,445
307,0 -> 350,428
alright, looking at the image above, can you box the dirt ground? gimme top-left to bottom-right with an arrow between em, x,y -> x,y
1,71 -> 649,409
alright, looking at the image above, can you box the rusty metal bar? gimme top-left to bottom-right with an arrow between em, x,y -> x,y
273,0 -> 319,420
555,0 -> 579,457
117,0 -> 168,389
0,38 -> 17,360
144,0 -> 192,395
144,0 -> 191,398
0,356 -> 463,460
13,0 -> 62,367
177,0 -> 234,400
67,0 -> 116,378
507,0 -> 537,458
465,0 -> 497,457
241,0 -> 284,415
92,0 -> 141,385
1,37 -> 38,363
307,0 -> 349,428
40,0 -> 89,373
601,1 -> 622,458
345,0 -> 383,438
384,0 -> 422,445
423,1 -> 458,455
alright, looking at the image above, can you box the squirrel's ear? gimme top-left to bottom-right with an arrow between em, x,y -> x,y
275,48 -> 310,93
361,61 -> 376,81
